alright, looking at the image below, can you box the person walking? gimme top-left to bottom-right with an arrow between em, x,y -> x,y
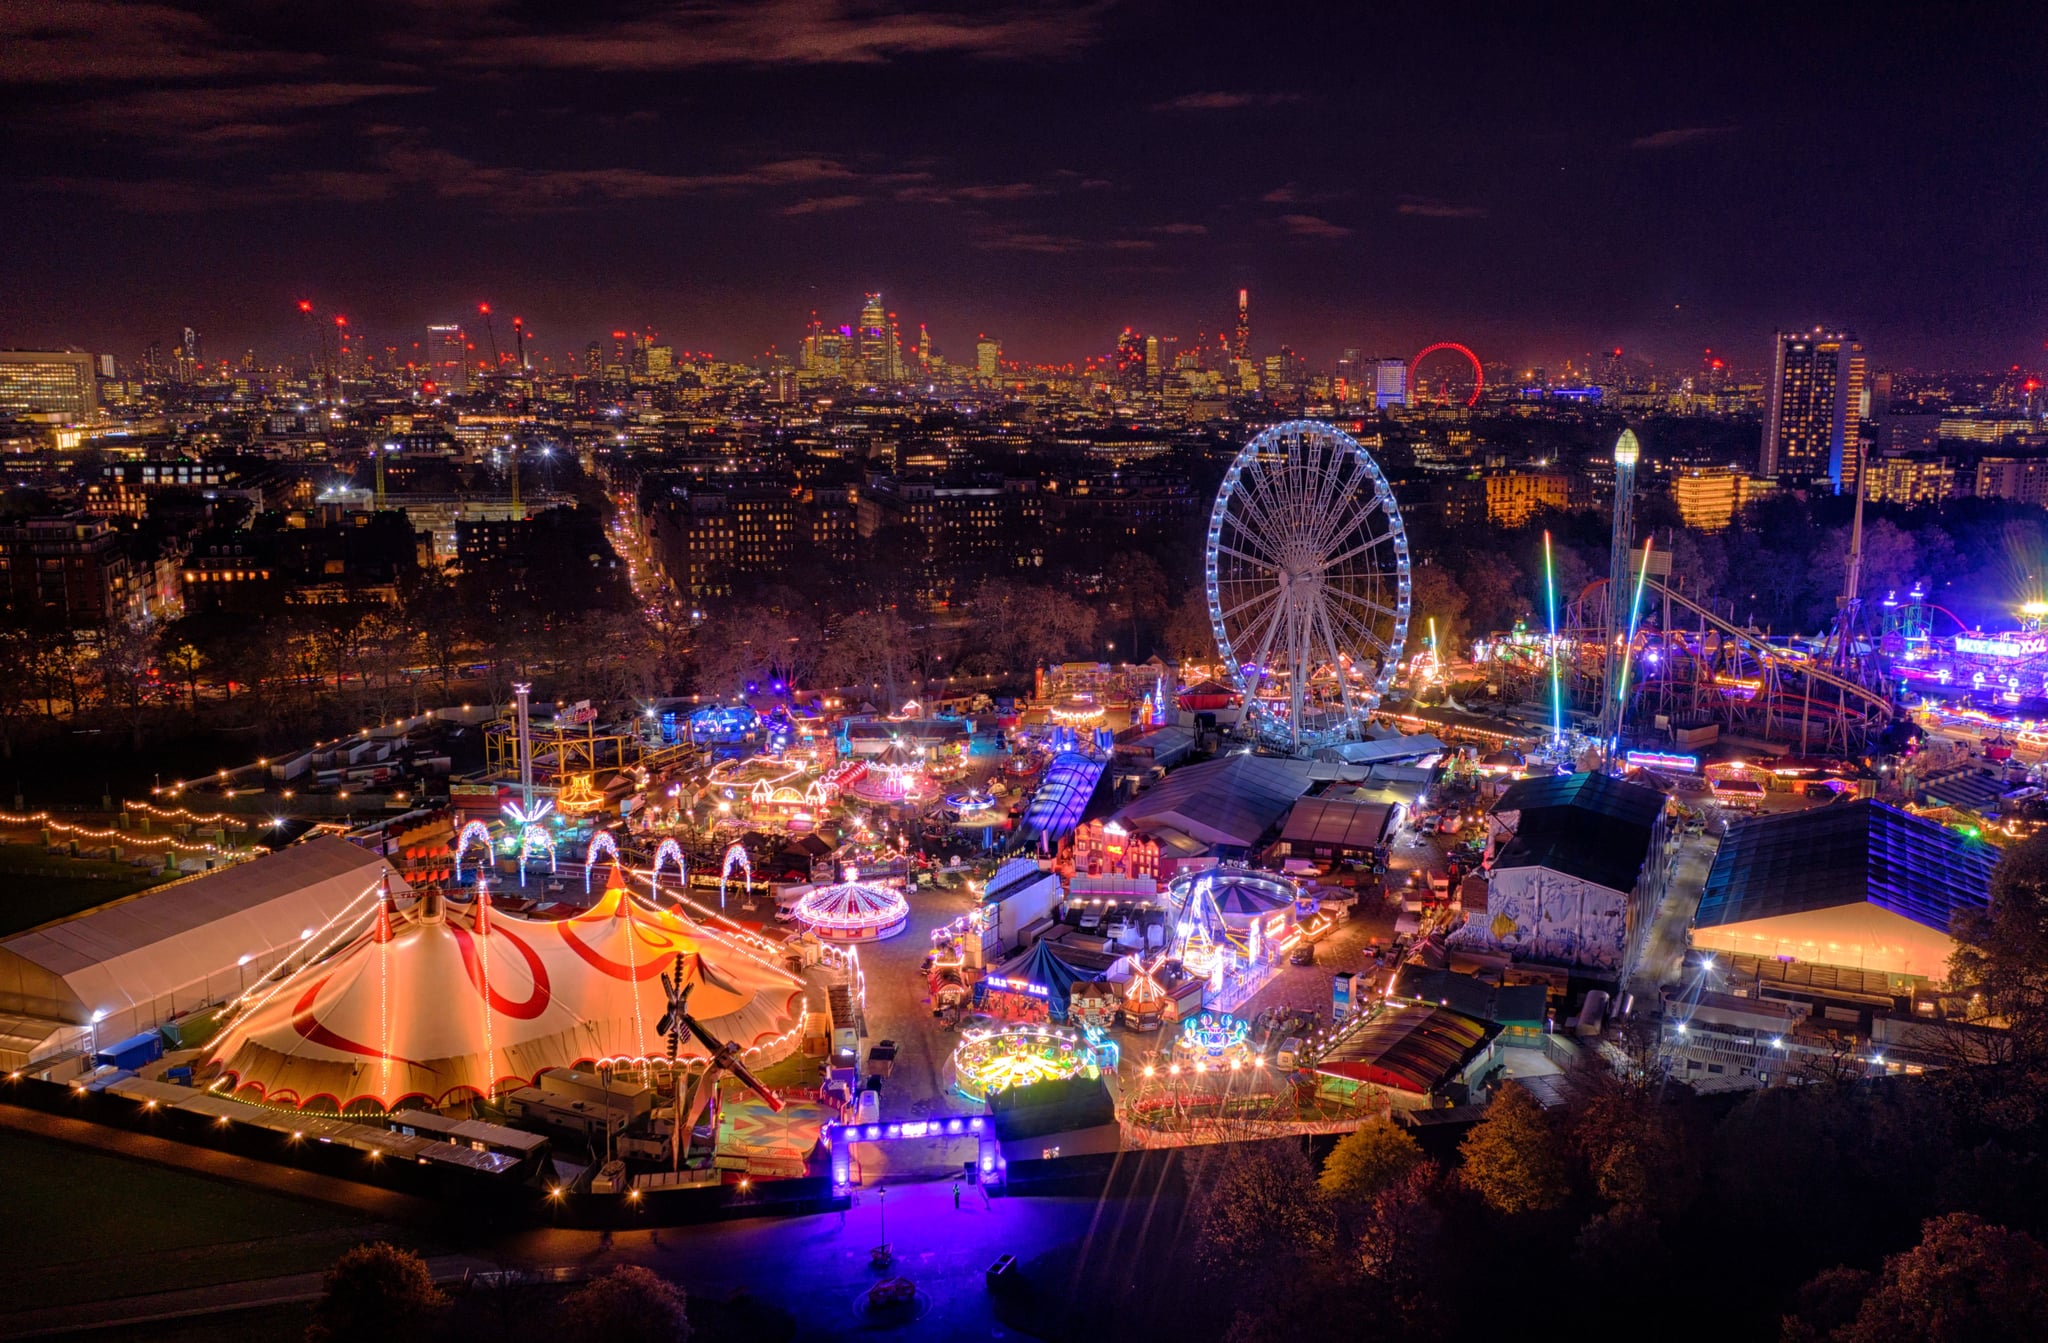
952,1181 -> 961,1210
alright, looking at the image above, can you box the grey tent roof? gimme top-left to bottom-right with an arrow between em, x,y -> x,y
1112,754 -> 1316,849
1695,799 -> 1995,935
1282,796 -> 1398,850
1312,733 -> 1446,766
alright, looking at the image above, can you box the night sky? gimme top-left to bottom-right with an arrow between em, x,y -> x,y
4,1 -> 2045,371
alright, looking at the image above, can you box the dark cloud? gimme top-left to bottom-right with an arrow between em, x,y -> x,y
1396,197 -> 1487,219
1152,91 -> 1304,112
1278,214 -> 1352,238
1630,125 -> 1739,150
440,0 -> 1105,71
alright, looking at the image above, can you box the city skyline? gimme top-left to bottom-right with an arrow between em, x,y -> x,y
6,4 -> 2048,368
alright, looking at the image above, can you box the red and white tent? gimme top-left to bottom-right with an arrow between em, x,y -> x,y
208,874 -> 807,1111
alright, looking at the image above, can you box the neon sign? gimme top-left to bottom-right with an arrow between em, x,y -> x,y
984,975 -> 1049,998
1625,750 -> 1699,773
1956,632 -> 2048,658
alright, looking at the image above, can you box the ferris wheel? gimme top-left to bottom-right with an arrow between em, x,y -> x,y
1204,420 -> 1411,755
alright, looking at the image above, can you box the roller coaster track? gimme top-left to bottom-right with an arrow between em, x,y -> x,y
1644,578 -> 1896,722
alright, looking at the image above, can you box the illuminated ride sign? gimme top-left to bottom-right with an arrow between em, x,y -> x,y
1624,750 -> 1699,773
1955,631 -> 2048,659
983,974 -> 1050,998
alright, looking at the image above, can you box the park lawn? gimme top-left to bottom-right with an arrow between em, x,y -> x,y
0,845 -> 171,936
0,1130 -> 419,1308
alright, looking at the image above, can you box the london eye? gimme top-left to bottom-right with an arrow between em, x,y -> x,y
1410,341 -> 1484,407
1204,420 -> 1412,755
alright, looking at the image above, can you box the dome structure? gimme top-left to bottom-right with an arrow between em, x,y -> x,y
206,874 -> 807,1111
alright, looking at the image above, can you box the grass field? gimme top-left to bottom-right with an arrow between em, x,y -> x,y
0,842 -> 172,937
0,1130 -> 409,1309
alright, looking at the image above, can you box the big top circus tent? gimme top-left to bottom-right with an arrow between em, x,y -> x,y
206,871 -> 808,1112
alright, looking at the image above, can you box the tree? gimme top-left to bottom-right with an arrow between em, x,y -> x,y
1188,1140 -> 1333,1289
818,609 -> 910,707
1565,1071 -> 1697,1219
1104,550 -> 1169,653
559,1265 -> 690,1342
1823,1214 -> 2048,1343
306,1241 -> 447,1343
1457,1085 -> 1569,1215
1409,563 -> 1469,662
93,616 -> 162,750
1161,591 -> 1215,662
1949,830 -> 2048,1066
1318,1117 -> 1424,1209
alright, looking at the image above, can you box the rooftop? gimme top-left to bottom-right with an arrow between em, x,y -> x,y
1695,799 -> 1995,936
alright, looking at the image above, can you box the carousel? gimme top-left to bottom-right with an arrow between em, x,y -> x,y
788,877 -> 912,942
948,1022 -> 1104,1104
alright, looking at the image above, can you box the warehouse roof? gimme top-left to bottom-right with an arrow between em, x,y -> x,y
1491,771 -> 1663,894
1113,753 -> 1316,849
1282,795 -> 1398,851
0,837 -> 400,1027
1695,799 -> 1994,935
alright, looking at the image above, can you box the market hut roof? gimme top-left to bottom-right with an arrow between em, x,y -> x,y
1313,1004 -> 1499,1096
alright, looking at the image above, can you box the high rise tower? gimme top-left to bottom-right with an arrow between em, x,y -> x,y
1233,289 -> 1250,360
858,292 -> 887,384
1599,429 -> 1641,764
1762,328 -> 1866,490
427,324 -> 467,393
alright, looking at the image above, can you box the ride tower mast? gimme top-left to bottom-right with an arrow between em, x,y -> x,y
1598,429 -> 1641,767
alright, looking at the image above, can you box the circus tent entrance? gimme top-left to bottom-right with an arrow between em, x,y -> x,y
206,876 -> 807,1113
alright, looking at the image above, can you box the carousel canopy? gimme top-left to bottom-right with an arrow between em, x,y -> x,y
1175,870 -> 1297,919
790,880 -> 909,933
207,876 -> 807,1112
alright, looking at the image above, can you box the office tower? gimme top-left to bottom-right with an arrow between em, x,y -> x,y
1144,335 -> 1160,386
858,292 -> 887,384
916,324 -> 932,374
1372,357 -> 1409,409
976,335 -> 1001,384
885,311 -> 904,384
1159,336 -> 1180,378
0,351 -> 100,419
1761,328 -> 1866,489
1115,329 -> 1144,392
1233,289 -> 1250,360
1337,349 -> 1365,400
143,341 -> 163,380
646,345 -> 673,377
583,340 -> 602,378
428,324 -> 468,393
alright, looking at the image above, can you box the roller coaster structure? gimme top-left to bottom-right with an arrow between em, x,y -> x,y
1505,569 -> 1902,757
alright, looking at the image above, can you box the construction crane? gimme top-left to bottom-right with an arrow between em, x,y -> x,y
478,303 -> 502,379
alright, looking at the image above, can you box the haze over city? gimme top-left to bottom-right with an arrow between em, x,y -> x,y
6,1 -> 2048,367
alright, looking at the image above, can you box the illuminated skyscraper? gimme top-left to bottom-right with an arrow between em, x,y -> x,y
858,292 -> 887,384
976,335 -> 1001,384
1233,289 -> 1250,360
1372,358 -> 1409,409
427,324 -> 467,393
1762,328 -> 1867,489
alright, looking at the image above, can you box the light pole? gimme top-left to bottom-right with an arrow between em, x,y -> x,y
877,1184 -> 887,1253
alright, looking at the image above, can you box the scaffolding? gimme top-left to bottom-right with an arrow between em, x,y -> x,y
484,710 -> 644,784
